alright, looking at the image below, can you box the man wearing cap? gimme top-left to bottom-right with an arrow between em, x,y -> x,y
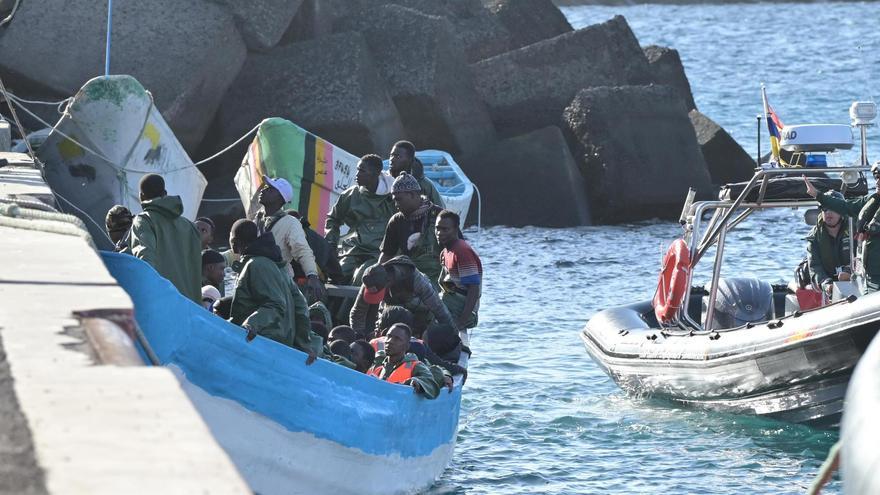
379,172 -> 444,284
254,175 -> 324,302
105,204 -> 133,253
367,323 -> 447,399
129,174 -> 202,304
805,191 -> 852,296
202,249 -> 227,296
389,140 -> 444,208
349,256 -> 456,338
325,154 -> 396,284
806,171 -> 880,291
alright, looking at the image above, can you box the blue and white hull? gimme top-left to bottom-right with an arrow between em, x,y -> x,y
101,252 -> 462,495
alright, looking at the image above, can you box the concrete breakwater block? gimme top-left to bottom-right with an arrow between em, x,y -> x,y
336,5 -> 496,157
463,126 -> 591,227
690,110 -> 756,185
206,0 -> 304,51
211,31 -> 404,179
643,45 -> 697,112
0,0 -> 247,152
472,15 -> 653,137
563,85 -> 712,222
485,0 -> 573,53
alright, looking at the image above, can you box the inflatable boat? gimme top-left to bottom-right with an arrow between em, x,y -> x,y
581,105 -> 880,426
102,252 -> 467,495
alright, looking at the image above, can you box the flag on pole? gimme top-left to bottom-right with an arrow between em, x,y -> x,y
761,86 -> 786,165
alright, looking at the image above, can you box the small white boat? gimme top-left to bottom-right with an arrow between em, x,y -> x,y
37,75 -> 206,248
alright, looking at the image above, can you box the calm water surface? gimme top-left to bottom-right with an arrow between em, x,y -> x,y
434,3 -> 880,493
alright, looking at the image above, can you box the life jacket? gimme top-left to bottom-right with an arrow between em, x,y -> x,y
368,359 -> 417,384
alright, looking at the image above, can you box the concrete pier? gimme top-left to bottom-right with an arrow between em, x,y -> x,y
0,155 -> 249,493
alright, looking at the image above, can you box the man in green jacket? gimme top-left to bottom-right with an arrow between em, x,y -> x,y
805,175 -> 880,291
229,219 -> 320,363
389,140 -> 444,208
325,154 -> 396,284
129,174 -> 202,303
806,193 -> 852,295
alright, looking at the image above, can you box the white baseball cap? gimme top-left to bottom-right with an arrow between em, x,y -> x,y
262,175 -> 294,203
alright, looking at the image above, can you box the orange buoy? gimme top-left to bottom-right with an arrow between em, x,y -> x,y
653,239 -> 691,324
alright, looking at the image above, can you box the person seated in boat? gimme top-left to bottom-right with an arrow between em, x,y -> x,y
350,257 -> 456,339
324,154 -> 396,284
378,173 -> 444,285
806,192 -> 852,296
228,219 -> 320,364
350,340 -> 376,373
202,249 -> 226,296
329,339 -> 353,362
805,173 -> 880,291
389,140 -> 444,208
328,325 -> 358,345
129,174 -> 202,304
368,323 -> 448,398
104,204 -> 134,253
371,305 -> 467,378
253,175 -> 325,303
435,210 -> 482,330
194,217 -> 215,249
287,210 -> 345,285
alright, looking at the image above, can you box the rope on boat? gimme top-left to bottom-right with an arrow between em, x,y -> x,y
0,0 -> 21,27
194,123 -> 260,166
807,440 -> 841,495
0,204 -> 96,248
0,196 -> 59,213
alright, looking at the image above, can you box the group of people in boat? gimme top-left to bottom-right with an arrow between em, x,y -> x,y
102,140 -> 482,399
801,164 -> 880,295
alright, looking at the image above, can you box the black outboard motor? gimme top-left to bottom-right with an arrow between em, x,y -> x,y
710,278 -> 773,329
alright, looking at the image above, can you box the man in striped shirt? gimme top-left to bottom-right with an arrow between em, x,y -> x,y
435,210 -> 482,330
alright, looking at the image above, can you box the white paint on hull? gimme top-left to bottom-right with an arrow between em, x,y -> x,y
171,366 -> 455,495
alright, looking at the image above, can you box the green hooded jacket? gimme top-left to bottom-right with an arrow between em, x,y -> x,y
325,185 -> 396,258
230,233 -> 321,354
806,217 -> 851,286
817,192 -> 880,280
129,195 -> 202,303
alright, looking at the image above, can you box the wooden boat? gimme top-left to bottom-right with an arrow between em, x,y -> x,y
234,118 -> 475,230
101,251 -> 468,495
581,110 -> 880,426
37,75 -> 206,249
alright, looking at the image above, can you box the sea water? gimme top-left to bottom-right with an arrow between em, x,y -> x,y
434,2 -> 880,493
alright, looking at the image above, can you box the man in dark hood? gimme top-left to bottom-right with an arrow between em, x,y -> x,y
228,219 -> 320,364
129,174 -> 202,303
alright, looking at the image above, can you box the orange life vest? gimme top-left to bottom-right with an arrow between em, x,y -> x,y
368,360 -> 417,384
